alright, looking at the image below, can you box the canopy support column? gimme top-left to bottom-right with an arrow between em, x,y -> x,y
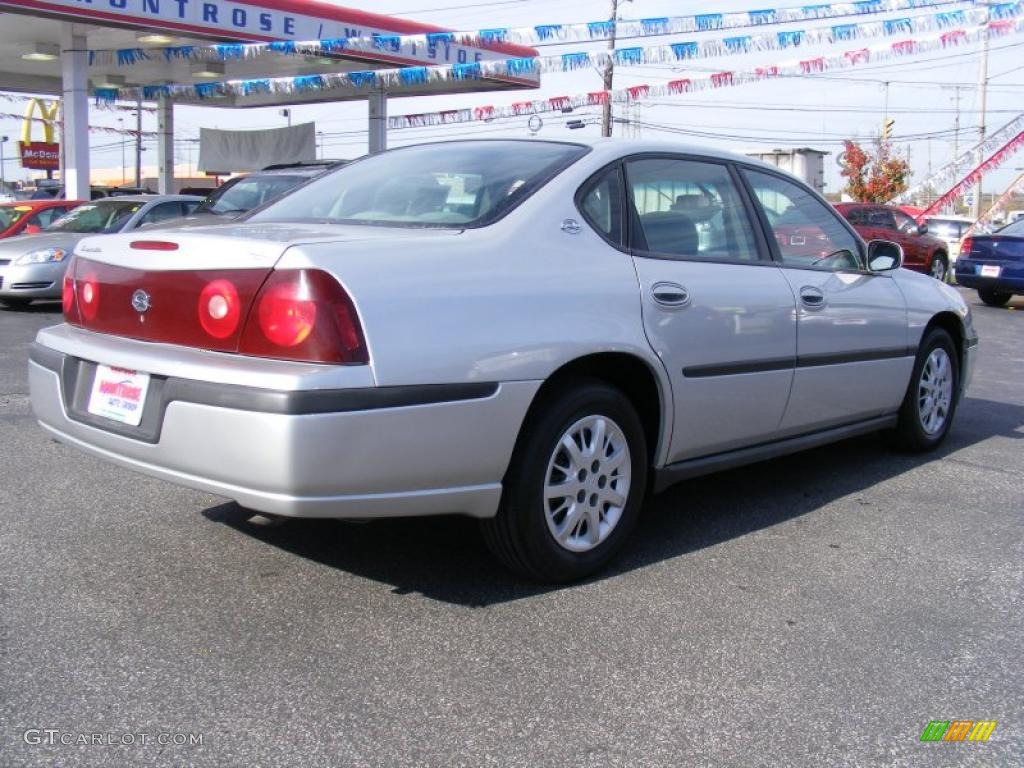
157,96 -> 174,194
368,89 -> 387,155
60,23 -> 89,201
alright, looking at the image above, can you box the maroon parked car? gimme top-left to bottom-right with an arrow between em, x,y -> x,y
834,203 -> 950,281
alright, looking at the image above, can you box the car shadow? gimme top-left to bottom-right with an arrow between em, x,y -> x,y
1,300 -> 62,313
201,396 -> 1023,607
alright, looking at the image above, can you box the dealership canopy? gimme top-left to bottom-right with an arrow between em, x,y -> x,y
0,0 -> 540,196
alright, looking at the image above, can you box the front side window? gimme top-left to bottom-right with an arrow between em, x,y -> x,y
867,208 -> 897,230
744,169 -> 863,271
248,141 -> 589,229
200,175 -> 305,216
625,158 -> 760,261
138,202 -> 184,226
892,209 -> 920,234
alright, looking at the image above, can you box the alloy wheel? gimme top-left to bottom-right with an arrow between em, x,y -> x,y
918,347 -> 953,435
543,415 -> 631,553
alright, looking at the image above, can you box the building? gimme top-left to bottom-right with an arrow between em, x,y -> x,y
745,148 -> 829,194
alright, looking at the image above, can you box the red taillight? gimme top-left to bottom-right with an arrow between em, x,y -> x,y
197,278 -> 242,339
130,240 -> 179,251
78,272 -> 100,321
257,279 -> 317,347
62,272 -> 76,317
960,237 -> 973,256
239,270 -> 368,364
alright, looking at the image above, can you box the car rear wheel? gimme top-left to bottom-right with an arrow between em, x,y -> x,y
0,298 -> 32,310
481,379 -> 648,583
890,328 -> 959,452
978,289 -> 1012,307
929,253 -> 949,282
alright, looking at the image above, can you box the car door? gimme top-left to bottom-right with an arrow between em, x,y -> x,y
740,168 -> 912,433
612,156 -> 797,462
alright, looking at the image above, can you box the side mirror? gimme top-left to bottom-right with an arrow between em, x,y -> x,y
917,223 -> 929,236
868,240 -> 903,272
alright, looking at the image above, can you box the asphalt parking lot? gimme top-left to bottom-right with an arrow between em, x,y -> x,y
1,292 -> 1021,767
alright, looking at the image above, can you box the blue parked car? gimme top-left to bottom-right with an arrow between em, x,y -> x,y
955,217 -> 1024,306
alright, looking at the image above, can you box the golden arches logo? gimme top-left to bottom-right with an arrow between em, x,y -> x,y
22,98 -> 59,144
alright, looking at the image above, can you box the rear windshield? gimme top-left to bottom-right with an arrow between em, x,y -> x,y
247,141 -> 589,229
47,201 -> 142,233
0,206 -> 28,229
198,174 -> 307,216
999,218 -> 1024,237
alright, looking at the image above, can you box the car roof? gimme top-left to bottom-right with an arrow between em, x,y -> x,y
86,194 -> 203,204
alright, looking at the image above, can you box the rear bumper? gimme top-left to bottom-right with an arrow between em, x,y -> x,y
29,339 -> 540,519
955,261 -> 1024,294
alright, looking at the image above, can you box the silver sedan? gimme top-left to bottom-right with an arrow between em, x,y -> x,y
0,195 -> 201,308
29,140 -> 976,581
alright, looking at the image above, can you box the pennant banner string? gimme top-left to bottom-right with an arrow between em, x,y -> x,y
891,112 -> 1024,204
87,0 -> 985,69
386,20 -> 1023,131
918,131 -> 1024,217
961,170 -> 1024,236
90,10 -> 1024,107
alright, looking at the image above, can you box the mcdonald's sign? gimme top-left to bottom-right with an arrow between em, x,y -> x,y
20,98 -> 60,171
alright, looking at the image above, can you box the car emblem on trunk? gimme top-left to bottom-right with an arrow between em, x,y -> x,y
131,289 -> 151,313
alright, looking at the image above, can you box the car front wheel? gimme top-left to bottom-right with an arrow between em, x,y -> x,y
890,328 -> 959,452
482,379 -> 648,583
978,289 -> 1012,307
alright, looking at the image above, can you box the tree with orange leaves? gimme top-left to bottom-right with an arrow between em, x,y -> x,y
839,139 -> 911,203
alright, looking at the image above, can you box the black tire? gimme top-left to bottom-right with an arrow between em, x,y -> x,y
481,379 -> 648,583
978,289 -> 1012,307
929,253 -> 949,282
890,328 -> 959,452
0,298 -> 32,310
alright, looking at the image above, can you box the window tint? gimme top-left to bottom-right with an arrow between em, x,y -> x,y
138,202 -> 183,226
844,207 -> 869,226
625,158 -> 759,261
579,166 -> 624,246
867,208 -> 896,229
744,169 -> 863,271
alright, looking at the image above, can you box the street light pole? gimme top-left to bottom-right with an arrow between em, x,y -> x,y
117,117 -> 125,184
0,136 -> 7,197
973,3 -> 992,219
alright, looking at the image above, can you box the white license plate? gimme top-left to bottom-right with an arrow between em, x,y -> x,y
87,364 -> 151,426
980,264 -> 1001,278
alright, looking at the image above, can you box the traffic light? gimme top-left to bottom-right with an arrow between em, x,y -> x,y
882,118 -> 895,140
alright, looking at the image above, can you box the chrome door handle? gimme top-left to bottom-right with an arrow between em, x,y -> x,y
651,282 -> 690,308
799,286 -> 826,309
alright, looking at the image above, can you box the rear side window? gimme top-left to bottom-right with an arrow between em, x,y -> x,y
578,166 -> 625,247
625,158 -> 760,262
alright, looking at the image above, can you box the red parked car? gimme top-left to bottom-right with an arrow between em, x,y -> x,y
0,199 -> 83,240
834,203 -> 950,281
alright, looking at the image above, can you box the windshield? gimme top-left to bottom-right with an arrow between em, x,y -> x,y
0,206 -> 29,230
199,175 -> 306,215
46,201 -> 142,233
248,141 -> 590,228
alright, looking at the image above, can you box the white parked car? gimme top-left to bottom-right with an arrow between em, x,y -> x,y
29,140 -> 977,581
925,215 -> 978,264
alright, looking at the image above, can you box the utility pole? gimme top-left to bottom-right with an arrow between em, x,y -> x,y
0,136 -> 7,197
134,95 -> 142,188
600,0 -> 628,138
973,3 -> 992,219
117,117 -> 125,184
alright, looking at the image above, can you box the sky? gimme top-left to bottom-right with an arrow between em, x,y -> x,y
2,0 -> 1023,197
